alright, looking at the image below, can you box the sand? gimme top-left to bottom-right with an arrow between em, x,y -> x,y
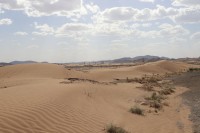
0,60 -> 194,133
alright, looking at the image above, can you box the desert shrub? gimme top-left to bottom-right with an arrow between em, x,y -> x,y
188,68 -> 200,72
149,101 -> 163,109
106,124 -> 128,133
159,88 -> 175,95
159,83 -> 175,95
141,83 -> 154,91
145,92 -> 165,110
145,92 -> 164,103
147,76 -> 160,83
130,106 -> 144,115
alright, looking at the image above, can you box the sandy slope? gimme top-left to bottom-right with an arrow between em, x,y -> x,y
83,60 -> 190,81
0,61 -> 193,133
0,63 -> 77,79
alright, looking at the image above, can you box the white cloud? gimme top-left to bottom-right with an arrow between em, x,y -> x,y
190,32 -> 200,40
172,0 -> 200,7
0,0 -> 84,18
101,7 -> 138,21
85,3 -> 100,14
32,22 -> 54,36
32,32 -> 48,36
139,0 -> 154,3
57,23 -> 91,32
32,22 -> 92,39
55,23 -> 93,41
94,5 -> 179,23
14,31 -> 28,36
135,5 -> 179,21
0,0 -> 24,10
0,18 -> 12,25
173,8 -> 200,23
94,5 -> 200,24
158,23 -> 189,37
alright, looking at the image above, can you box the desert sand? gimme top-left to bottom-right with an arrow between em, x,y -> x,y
0,60 -> 195,133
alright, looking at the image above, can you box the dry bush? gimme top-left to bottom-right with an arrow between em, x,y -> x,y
159,88 -> 175,95
106,124 -> 128,133
140,83 -> 154,91
145,92 -> 165,110
130,106 -> 144,115
145,92 -> 165,102
149,101 -> 163,110
188,68 -> 200,72
159,84 -> 175,95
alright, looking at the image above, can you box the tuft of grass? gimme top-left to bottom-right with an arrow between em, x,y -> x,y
130,106 -> 144,115
106,124 -> 128,133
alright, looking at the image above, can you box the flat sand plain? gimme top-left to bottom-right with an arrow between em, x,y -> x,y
0,60 -> 195,133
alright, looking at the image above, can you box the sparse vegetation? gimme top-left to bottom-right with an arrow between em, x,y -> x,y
115,74 -> 163,85
159,84 -> 175,95
145,92 -> 165,110
149,100 -> 163,109
188,68 -> 200,72
106,124 -> 128,133
133,74 -> 162,84
140,83 -> 154,91
159,88 -> 175,95
145,92 -> 164,102
130,106 -> 144,115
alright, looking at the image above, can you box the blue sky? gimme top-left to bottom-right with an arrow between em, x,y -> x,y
0,0 -> 200,63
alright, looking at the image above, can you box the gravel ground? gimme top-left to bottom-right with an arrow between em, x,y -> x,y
170,71 -> 200,133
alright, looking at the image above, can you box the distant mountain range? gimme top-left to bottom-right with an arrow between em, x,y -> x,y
0,62 -> 12,66
1,55 -> 199,66
111,55 -> 169,63
0,61 -> 38,66
9,61 -> 38,65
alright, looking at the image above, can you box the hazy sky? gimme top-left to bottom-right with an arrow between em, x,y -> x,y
0,0 -> 200,63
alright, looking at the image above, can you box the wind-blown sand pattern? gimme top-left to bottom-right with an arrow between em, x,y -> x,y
0,61 -> 194,133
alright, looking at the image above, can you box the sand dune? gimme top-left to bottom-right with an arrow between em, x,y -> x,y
83,60 -> 190,81
135,60 -> 189,73
0,61 -> 194,133
0,63 -> 84,79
